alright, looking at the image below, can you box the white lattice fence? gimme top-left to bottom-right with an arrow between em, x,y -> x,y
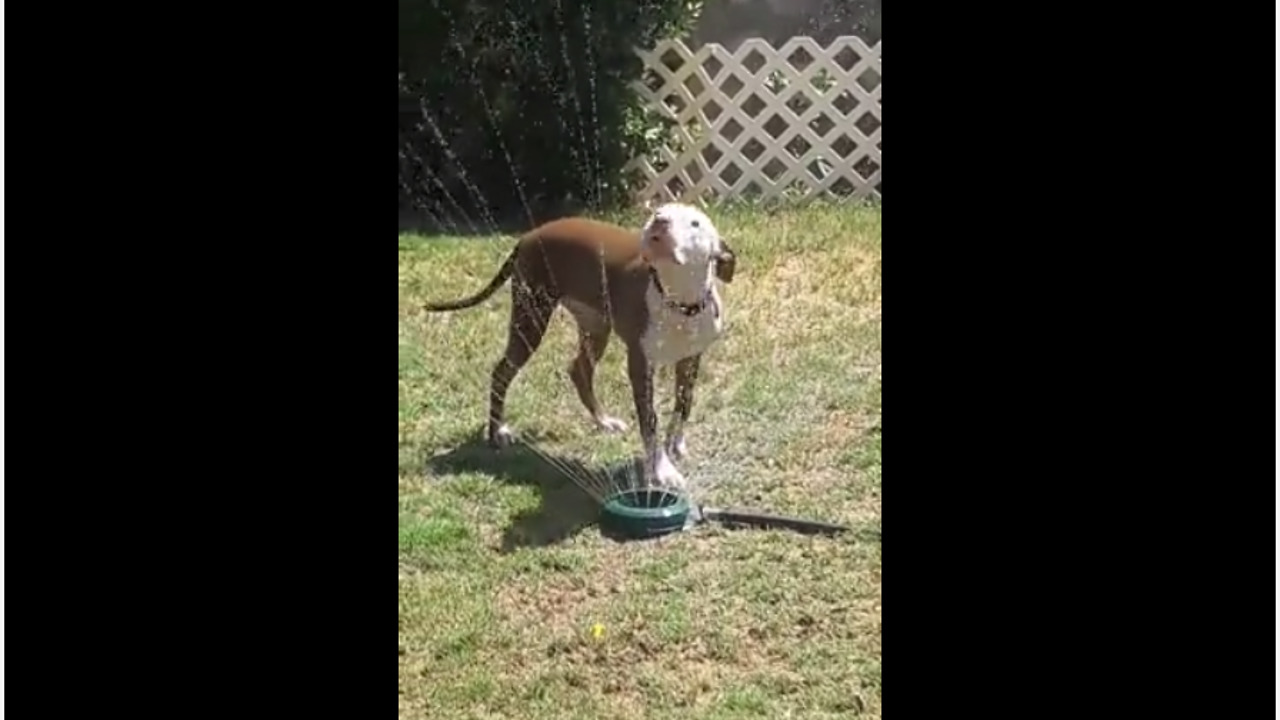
626,36 -> 881,205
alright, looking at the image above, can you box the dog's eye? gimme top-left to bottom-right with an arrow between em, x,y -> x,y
690,220 -> 700,228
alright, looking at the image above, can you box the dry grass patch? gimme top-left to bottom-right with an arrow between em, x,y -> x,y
399,203 -> 881,719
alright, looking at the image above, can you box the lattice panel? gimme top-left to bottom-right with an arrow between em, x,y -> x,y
626,36 -> 881,205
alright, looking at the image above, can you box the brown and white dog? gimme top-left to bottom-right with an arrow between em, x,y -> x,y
423,203 -> 735,490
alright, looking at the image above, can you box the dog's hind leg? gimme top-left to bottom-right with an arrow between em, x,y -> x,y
488,286 -> 555,448
568,327 -> 629,434
564,302 -> 628,434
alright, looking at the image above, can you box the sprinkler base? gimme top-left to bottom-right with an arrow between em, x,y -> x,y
599,489 -> 690,541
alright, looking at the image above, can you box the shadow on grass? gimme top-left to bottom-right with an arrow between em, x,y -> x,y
423,429 -> 644,553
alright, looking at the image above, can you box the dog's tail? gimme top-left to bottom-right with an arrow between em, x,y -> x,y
423,250 -> 517,312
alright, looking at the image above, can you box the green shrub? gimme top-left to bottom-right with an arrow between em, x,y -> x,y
398,0 -> 703,229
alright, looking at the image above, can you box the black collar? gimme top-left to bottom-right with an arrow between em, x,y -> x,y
649,267 -> 711,317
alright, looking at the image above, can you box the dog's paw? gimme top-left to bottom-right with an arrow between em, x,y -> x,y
489,424 -> 517,448
594,415 -> 629,434
666,434 -> 688,461
653,454 -> 687,492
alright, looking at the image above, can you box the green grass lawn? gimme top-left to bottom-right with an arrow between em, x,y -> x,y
399,203 -> 881,719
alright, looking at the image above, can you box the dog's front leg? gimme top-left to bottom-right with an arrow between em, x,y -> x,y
665,354 -> 701,461
627,347 -> 685,491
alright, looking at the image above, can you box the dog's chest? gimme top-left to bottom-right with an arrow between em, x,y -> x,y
640,288 -> 725,366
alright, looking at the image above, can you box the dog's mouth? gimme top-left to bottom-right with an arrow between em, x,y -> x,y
645,232 -> 686,265
645,216 -> 690,265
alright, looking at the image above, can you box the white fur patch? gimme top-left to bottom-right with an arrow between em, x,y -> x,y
493,424 -> 516,447
640,289 -> 725,366
666,433 -> 688,461
639,203 -> 729,368
649,446 -> 687,491
595,415 -> 628,433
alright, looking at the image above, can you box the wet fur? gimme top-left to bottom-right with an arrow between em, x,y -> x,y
423,207 -> 735,488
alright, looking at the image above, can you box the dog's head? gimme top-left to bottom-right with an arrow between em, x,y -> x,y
640,202 -> 736,283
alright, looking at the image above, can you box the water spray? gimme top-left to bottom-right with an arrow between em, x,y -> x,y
546,457 -> 852,541
598,487 -> 852,541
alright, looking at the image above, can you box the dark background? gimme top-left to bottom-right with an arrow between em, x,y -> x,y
1,1 -> 1273,716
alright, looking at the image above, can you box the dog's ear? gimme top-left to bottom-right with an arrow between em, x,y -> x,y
714,241 -> 736,283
